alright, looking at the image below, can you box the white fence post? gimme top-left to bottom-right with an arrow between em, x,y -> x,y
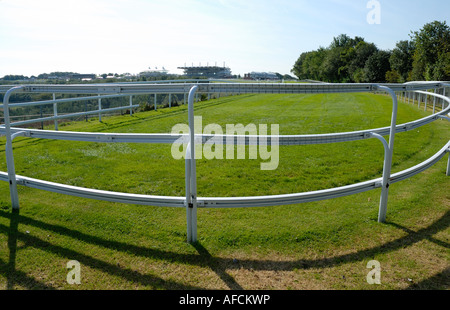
376,85 -> 398,223
447,149 -> 450,177
186,85 -> 199,243
2,86 -> 25,210
444,88 -> 447,110
433,89 -> 437,113
129,95 -> 133,116
53,93 -> 58,130
424,91 -> 428,111
446,149 -> 450,177
98,95 -> 102,122
185,142 -> 193,242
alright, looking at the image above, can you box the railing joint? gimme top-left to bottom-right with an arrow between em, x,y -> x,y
437,115 -> 450,122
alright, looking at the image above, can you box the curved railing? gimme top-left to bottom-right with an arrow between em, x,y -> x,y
1,82 -> 449,242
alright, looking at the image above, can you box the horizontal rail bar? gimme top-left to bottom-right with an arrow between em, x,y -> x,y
0,79 -> 235,94
0,129 -> 180,144
5,105 -> 139,127
197,141 -> 450,208
390,141 -> 450,183
0,172 -> 185,207
0,93 -> 133,108
2,97 -> 448,145
0,82 -> 448,96
0,82 -> 448,214
0,141 -> 448,209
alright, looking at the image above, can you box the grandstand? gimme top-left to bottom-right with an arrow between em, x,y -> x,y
178,65 -> 232,78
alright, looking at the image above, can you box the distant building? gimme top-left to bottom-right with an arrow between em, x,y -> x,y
139,67 -> 169,78
178,65 -> 232,79
244,72 -> 279,81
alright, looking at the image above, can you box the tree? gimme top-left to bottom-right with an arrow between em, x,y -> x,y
321,47 -> 343,82
291,35 -> 376,82
352,68 -> 366,83
291,48 -> 328,81
330,34 -> 364,49
330,35 -> 365,82
305,48 -> 328,81
389,40 -> 415,82
2,75 -> 28,81
410,20 -> 450,80
434,51 -> 450,80
291,21 -> 450,83
385,70 -> 401,83
348,41 -> 378,81
363,50 -> 392,83
291,52 -> 308,80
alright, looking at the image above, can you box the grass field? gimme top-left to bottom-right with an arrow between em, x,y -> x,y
0,92 -> 449,290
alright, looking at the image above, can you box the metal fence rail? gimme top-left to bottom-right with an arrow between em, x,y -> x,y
0,139 -> 448,207
0,91 -> 138,129
1,81 -> 449,243
2,92 -> 449,145
0,81 -> 445,96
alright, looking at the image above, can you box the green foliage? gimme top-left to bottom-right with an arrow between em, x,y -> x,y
292,20 -> 450,83
291,34 -> 379,83
410,21 -> 450,81
1,75 -> 28,81
385,70 -> 401,83
363,50 -> 392,83
348,41 -> 378,81
291,48 -> 328,81
389,40 -> 415,82
322,47 -> 344,82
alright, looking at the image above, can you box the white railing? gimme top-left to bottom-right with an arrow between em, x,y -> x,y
0,92 -> 138,128
0,80 -> 233,127
1,82 -> 449,243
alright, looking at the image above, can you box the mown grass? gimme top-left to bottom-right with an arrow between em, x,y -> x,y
0,92 -> 448,290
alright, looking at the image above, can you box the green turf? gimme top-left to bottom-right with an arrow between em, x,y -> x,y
0,93 -> 449,290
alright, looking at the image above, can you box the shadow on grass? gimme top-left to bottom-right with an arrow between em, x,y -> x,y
0,209 -> 448,290
0,209 -> 202,290
1,209 -> 55,289
404,267 -> 449,290
192,242 -> 243,290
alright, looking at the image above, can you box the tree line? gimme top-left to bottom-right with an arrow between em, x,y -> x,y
291,20 -> 450,83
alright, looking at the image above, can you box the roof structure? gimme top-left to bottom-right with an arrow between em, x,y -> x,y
177,65 -> 232,78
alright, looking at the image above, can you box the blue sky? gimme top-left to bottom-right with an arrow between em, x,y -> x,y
0,0 -> 448,77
